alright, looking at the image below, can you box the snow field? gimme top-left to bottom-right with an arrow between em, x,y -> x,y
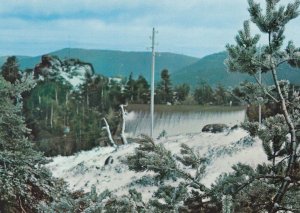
47,128 -> 267,201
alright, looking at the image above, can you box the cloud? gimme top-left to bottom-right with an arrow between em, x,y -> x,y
0,17 -> 240,57
0,0 -> 142,16
0,0 -> 299,57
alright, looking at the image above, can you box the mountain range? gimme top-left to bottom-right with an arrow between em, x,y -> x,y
1,48 -> 198,81
172,52 -> 300,88
1,48 -> 300,87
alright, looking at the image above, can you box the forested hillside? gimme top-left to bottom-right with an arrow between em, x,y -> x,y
172,52 -> 300,88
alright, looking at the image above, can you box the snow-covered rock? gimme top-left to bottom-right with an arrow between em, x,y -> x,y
34,55 -> 94,89
202,123 -> 229,133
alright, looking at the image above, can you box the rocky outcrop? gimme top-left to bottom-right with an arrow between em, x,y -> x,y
34,55 -> 62,79
33,55 -> 94,89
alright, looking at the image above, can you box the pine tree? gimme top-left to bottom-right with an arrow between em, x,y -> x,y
214,84 -> 229,105
0,75 -> 56,212
135,75 -> 150,104
174,83 -> 190,103
124,72 -> 136,102
193,81 -> 214,105
226,0 -> 300,211
126,136 -> 209,211
1,56 -> 21,84
156,69 -> 173,104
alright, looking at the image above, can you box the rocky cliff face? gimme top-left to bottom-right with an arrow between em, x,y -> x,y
34,55 -> 94,89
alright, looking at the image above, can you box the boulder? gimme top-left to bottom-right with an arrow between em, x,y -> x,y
202,124 -> 229,133
230,124 -> 239,131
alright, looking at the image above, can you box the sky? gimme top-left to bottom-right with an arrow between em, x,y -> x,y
0,0 -> 300,58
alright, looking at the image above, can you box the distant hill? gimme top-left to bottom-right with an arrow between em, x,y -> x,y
172,51 -> 300,88
2,49 -> 300,87
1,48 -> 199,81
0,56 -> 6,66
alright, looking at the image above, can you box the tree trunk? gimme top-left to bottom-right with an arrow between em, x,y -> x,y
65,92 -> 68,105
82,104 -> 85,118
102,118 -> 117,148
120,104 -> 128,145
50,103 -> 53,129
55,88 -> 58,105
86,92 -> 89,108
270,67 -> 297,212
266,30 -> 298,211
45,111 -> 48,126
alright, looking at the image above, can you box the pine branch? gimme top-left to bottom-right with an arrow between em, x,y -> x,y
276,57 -> 300,67
253,74 -> 279,102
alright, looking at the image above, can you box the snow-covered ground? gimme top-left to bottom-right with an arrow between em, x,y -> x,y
46,128 -> 267,200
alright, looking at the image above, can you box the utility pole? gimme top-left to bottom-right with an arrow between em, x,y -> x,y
150,27 -> 157,138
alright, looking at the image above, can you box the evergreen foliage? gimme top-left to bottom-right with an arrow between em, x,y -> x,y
156,69 -> 173,104
40,185 -> 150,213
193,81 -> 215,105
126,136 -> 212,211
1,56 -> 21,84
124,72 -> 136,102
127,135 -> 179,180
24,79 -> 105,156
104,189 -> 146,213
241,121 -> 260,137
225,0 -> 300,211
124,74 -> 150,104
134,75 -> 150,104
23,55 -> 128,156
210,163 -> 275,212
123,69 -> 236,106
258,115 -> 289,163
149,183 -> 188,212
214,84 -> 230,105
174,83 -> 190,103
0,75 -> 58,212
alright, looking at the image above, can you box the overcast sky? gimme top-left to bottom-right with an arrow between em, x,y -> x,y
0,0 -> 300,58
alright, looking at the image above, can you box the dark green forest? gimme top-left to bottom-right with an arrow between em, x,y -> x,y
1,55 -> 238,157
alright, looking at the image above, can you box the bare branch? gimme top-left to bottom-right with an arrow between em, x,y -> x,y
102,118 -> 117,148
